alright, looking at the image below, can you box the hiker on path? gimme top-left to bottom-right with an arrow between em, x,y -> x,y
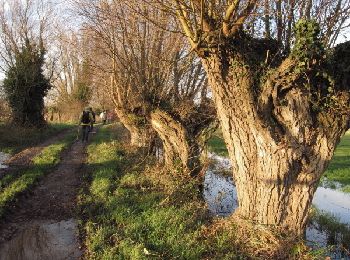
100,110 -> 107,125
79,107 -> 94,142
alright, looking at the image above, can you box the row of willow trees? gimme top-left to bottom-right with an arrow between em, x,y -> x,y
76,0 -> 350,239
1,0 -> 350,248
76,1 -> 218,175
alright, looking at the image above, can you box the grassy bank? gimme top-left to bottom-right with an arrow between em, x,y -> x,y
0,132 -> 75,218
79,125 -> 319,259
80,125 -> 212,259
0,122 -> 74,154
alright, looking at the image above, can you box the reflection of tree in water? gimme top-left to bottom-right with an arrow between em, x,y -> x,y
214,190 -> 234,215
203,167 -> 238,217
308,210 -> 350,258
207,153 -> 350,257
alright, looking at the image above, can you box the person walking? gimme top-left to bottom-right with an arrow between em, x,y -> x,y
100,110 -> 107,125
79,107 -> 94,142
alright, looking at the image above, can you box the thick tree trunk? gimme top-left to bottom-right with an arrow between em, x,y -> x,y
150,109 -> 201,176
202,54 -> 347,236
115,108 -> 152,148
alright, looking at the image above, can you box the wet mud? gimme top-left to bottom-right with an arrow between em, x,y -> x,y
0,138 -> 87,260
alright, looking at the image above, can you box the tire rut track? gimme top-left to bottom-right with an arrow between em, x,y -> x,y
0,133 -> 91,260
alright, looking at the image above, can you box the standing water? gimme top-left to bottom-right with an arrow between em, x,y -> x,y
0,152 -> 10,169
0,219 -> 82,260
203,153 -> 350,258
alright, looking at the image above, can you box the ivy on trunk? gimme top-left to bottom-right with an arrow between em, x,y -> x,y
198,20 -> 350,236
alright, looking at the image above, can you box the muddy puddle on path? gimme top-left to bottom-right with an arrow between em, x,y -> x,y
0,152 -> 10,169
0,138 -> 86,260
204,153 -> 350,259
0,219 -> 81,260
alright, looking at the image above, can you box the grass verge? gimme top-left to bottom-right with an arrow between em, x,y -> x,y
79,124 -> 318,259
0,132 -> 75,218
80,125 -> 223,259
0,122 -> 74,154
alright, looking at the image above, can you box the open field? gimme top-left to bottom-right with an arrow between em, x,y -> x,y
207,133 -> 229,157
323,132 -> 350,192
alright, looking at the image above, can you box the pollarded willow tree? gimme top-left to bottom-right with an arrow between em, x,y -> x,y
149,51 -> 217,175
78,0 -> 216,175
76,0 -> 156,147
150,0 -> 350,236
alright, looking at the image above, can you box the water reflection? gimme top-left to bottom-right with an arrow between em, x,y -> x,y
203,171 -> 237,216
0,152 -> 10,169
204,153 -> 350,258
0,219 -> 82,260
312,187 -> 350,224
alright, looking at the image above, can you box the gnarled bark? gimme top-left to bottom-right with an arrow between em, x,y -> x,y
115,107 -> 152,148
150,109 -> 201,176
202,48 -> 349,236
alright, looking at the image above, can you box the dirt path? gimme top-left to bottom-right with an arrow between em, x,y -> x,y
0,129 -> 73,179
0,136 -> 88,260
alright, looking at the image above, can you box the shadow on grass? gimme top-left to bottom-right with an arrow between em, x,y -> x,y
81,124 -> 324,259
79,125 -> 215,259
0,133 -> 75,219
327,155 -> 350,170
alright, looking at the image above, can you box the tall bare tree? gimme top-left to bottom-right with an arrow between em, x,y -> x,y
50,30 -> 94,121
75,0 -> 154,147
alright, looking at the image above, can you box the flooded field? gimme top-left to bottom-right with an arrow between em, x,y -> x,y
203,153 -> 350,258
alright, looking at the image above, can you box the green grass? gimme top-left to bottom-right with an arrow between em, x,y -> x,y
207,134 -> 228,157
79,124 -> 245,259
81,125 -> 337,259
0,132 -> 75,218
323,131 -> 350,192
0,122 -> 74,155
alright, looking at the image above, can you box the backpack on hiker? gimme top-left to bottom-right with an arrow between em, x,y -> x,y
81,110 -> 91,124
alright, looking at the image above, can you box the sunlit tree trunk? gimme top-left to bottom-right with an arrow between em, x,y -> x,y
202,50 -> 348,235
150,109 -> 201,176
115,107 -> 152,148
